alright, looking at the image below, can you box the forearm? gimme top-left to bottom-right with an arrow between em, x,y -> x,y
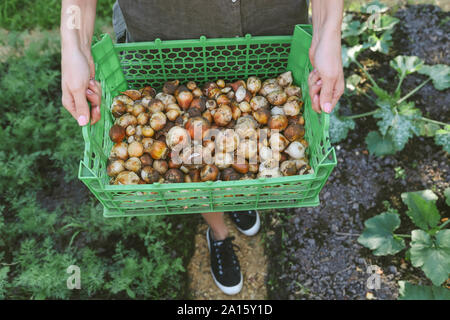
60,0 -> 97,53
311,0 -> 343,40
308,1 -> 345,113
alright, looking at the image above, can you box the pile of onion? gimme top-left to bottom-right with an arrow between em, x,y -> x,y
107,72 -> 312,185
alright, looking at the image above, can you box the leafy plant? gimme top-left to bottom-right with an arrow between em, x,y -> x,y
329,103 -> 356,144
0,32 -> 194,300
335,55 -> 450,155
0,266 -> 9,299
0,0 -> 115,31
341,0 -> 399,66
358,189 -> 450,292
398,281 -> 450,300
394,166 -> 406,180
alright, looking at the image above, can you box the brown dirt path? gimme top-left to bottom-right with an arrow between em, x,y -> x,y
187,213 -> 268,300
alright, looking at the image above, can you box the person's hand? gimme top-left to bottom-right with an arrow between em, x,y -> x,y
308,31 -> 344,114
61,47 -> 101,126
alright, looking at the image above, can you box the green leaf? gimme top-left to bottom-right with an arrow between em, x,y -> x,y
371,86 -> 391,101
374,15 -> 400,32
357,212 -> 405,256
342,45 -> 363,68
346,74 -> 362,92
417,122 -> 441,137
434,126 -> 450,153
418,64 -> 450,90
342,19 -> 366,39
329,103 -> 356,144
444,188 -> 450,207
374,100 -> 394,136
367,29 -> 394,54
391,118 -> 417,151
398,281 -> 450,300
373,101 -> 420,152
401,190 -> 440,230
390,56 -> 424,77
410,229 -> 450,286
365,131 -> 396,156
126,287 -> 136,299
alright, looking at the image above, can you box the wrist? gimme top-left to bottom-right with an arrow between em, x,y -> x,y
61,27 -> 80,51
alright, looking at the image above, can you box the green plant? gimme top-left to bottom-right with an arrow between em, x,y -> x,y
394,166 -> 406,180
0,31 -> 194,300
0,261 -> 9,300
106,241 -> 184,299
341,0 -> 399,67
398,281 -> 450,300
333,55 -> 450,154
358,189 -> 450,299
0,0 -> 115,31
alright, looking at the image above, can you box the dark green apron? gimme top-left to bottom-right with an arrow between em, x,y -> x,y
113,0 -> 309,42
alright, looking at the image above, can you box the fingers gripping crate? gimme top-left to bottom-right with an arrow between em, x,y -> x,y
78,25 -> 337,218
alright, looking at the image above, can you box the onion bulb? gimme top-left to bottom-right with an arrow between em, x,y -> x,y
155,92 -> 176,106
165,169 -> 184,183
128,141 -> 144,158
213,104 -> 232,127
107,159 -> 125,177
149,140 -> 169,160
141,166 -> 160,183
250,96 -> 269,111
269,133 -> 289,152
200,164 -> 219,182
125,157 -> 142,172
166,126 -> 190,150
247,76 -> 262,95
110,142 -> 128,160
109,125 -> 126,143
116,171 -> 140,185
277,71 -> 293,87
214,152 -> 234,169
150,112 -> 167,131
216,129 -> 239,153
284,141 -> 306,159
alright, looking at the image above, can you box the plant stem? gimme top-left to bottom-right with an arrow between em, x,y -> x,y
395,74 -> 405,96
438,219 -> 450,229
397,78 -> 431,104
354,59 -> 379,88
335,232 -> 360,236
394,234 -> 411,238
420,117 -> 449,127
341,109 -> 380,120
357,88 -> 376,102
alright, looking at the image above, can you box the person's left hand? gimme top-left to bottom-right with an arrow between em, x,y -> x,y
308,31 -> 344,114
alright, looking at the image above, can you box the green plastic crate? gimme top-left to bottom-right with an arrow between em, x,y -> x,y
79,24 -> 337,218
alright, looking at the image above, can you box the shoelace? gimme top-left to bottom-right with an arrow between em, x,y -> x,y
214,236 -> 240,271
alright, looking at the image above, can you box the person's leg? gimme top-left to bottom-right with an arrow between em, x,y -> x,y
203,211 -> 243,295
201,212 -> 228,240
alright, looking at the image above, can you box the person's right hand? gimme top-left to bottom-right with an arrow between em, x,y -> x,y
61,47 -> 101,126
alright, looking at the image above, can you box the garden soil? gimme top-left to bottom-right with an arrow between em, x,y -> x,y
264,4 -> 449,300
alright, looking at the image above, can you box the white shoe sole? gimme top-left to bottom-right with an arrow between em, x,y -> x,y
206,228 -> 243,295
235,211 -> 260,237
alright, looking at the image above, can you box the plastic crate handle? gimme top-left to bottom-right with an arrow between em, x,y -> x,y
321,111 -> 330,134
81,120 -> 108,164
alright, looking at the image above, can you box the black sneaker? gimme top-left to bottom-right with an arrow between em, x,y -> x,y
206,228 -> 243,295
229,210 -> 260,236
